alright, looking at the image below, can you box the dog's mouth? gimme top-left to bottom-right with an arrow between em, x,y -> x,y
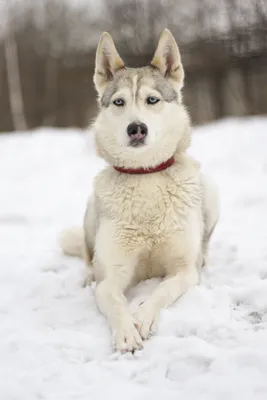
128,138 -> 146,147
128,132 -> 147,147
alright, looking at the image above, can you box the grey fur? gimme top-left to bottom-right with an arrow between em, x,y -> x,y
101,66 -> 178,107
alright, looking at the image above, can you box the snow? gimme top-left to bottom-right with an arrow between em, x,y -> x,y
1,117 -> 267,399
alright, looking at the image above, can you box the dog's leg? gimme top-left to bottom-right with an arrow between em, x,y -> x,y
96,278 -> 143,352
134,228 -> 201,341
134,263 -> 199,340
94,223 -> 143,352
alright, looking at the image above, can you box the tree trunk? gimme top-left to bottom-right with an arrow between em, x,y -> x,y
4,33 -> 27,131
42,56 -> 58,126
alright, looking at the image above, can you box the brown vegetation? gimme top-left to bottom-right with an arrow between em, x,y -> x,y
1,0 -> 267,131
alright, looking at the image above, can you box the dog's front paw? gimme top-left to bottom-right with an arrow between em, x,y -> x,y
133,304 -> 159,341
113,320 -> 143,353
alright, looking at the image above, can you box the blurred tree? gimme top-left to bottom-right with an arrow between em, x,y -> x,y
4,31 -> 27,131
0,0 -> 267,131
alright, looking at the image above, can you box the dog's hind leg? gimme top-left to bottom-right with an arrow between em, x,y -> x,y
201,174 -> 220,267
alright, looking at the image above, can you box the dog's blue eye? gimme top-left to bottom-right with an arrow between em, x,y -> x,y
147,96 -> 160,105
113,98 -> 125,106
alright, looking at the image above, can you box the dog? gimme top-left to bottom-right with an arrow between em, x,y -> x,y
60,29 -> 219,352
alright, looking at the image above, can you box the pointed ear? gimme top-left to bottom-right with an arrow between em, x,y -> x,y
93,32 -> 125,95
151,29 -> 184,89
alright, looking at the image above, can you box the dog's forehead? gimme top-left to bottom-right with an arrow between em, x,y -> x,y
101,67 -> 177,107
116,67 -> 154,89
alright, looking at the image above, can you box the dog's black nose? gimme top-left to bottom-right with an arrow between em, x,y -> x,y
127,122 -> 148,138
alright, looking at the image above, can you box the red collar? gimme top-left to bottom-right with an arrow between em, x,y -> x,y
114,156 -> 175,174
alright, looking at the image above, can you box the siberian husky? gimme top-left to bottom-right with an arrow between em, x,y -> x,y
60,29 -> 219,352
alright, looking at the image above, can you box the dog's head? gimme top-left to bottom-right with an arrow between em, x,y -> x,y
93,29 -> 191,169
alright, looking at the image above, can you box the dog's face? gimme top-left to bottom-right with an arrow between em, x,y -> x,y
93,29 -> 190,168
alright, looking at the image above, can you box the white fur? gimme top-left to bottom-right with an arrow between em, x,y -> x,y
60,227 -> 94,286
60,30 -> 220,352
60,227 -> 84,258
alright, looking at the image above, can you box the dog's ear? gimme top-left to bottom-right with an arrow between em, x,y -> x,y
94,32 -> 125,95
151,29 -> 184,90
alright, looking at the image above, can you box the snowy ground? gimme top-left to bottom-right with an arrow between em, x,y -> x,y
1,117 -> 267,400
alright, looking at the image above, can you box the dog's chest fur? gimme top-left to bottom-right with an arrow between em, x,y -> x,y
94,157 -> 202,248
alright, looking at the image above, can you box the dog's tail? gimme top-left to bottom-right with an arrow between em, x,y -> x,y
60,227 -> 94,286
60,227 -> 85,259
